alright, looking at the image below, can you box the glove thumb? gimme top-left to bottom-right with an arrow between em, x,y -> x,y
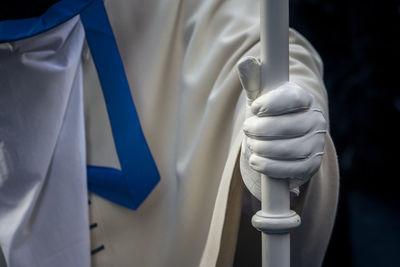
237,56 -> 261,102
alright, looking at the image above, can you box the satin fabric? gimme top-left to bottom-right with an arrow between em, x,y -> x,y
84,0 -> 339,266
0,17 -> 90,267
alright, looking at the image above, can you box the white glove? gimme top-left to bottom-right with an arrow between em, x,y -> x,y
237,56 -> 327,200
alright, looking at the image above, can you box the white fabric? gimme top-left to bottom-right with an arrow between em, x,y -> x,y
237,55 -> 327,200
0,1 -> 339,266
0,17 -> 90,267
85,0 -> 339,267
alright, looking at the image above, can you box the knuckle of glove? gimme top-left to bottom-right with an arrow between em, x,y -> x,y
251,82 -> 313,116
246,132 -> 324,160
248,150 -> 323,181
243,108 -> 325,140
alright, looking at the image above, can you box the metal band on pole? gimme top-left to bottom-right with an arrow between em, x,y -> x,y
251,0 -> 301,266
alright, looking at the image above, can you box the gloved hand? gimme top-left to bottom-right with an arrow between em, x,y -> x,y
237,56 -> 327,200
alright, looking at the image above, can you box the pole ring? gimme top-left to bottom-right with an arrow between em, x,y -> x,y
251,210 -> 301,234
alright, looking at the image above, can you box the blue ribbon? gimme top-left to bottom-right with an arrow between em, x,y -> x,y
0,0 -> 160,210
81,0 -> 160,209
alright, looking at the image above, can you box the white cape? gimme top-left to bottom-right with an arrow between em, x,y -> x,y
0,17 -> 90,267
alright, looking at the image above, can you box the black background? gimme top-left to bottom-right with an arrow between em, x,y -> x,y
290,0 -> 400,266
0,0 -> 60,21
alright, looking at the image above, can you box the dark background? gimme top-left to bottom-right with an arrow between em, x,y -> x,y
0,0 -> 60,21
290,0 -> 400,266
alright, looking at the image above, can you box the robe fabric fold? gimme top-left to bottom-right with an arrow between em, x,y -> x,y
0,17 -> 90,267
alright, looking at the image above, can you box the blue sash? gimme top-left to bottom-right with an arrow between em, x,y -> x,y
0,0 -> 160,210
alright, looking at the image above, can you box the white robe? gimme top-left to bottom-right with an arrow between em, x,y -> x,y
0,0 -> 339,266
85,0 -> 339,267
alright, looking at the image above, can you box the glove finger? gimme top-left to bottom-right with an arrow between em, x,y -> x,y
249,152 -> 323,179
247,130 -> 325,160
243,109 -> 326,140
251,82 -> 313,116
237,56 -> 261,102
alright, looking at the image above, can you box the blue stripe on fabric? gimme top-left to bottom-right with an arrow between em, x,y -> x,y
0,0 -> 160,210
81,0 -> 160,209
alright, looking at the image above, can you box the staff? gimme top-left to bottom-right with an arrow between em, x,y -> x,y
251,0 -> 301,266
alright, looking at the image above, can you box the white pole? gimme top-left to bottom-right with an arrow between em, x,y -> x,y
251,0 -> 301,266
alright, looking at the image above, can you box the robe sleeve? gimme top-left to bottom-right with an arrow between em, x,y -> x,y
201,28 -> 339,267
